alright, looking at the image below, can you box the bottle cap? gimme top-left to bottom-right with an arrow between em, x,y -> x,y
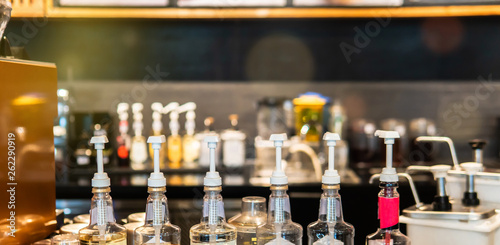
147,135 -> 167,187
322,132 -> 341,184
204,136 -> 221,186
460,162 -> 483,175
270,133 -> 288,185
90,136 -> 110,187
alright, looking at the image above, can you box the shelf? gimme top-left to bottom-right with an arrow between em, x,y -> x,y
9,1 -> 500,19
44,5 -> 500,19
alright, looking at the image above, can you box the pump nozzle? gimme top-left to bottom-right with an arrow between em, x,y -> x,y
162,102 -> 179,115
151,102 -> 163,113
375,130 -> 400,182
204,136 -> 221,186
117,102 -> 129,114
177,102 -> 197,114
90,136 -> 110,187
147,135 -> 167,187
270,133 -> 288,185
322,132 -> 341,185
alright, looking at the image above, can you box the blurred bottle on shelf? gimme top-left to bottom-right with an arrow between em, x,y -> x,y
130,103 -> 148,170
183,103 -> 200,167
293,92 -> 327,144
347,118 -> 377,169
221,114 -> 247,167
163,102 -> 182,169
149,102 -> 167,169
116,103 -> 131,168
408,118 -> 436,165
256,97 -> 289,140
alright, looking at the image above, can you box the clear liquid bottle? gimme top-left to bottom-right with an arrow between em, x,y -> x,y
135,135 -> 181,245
256,185 -> 302,245
167,135 -> 182,168
79,136 -> 127,245
78,187 -> 127,245
365,182 -> 410,245
307,185 -> 354,245
257,134 -> 303,245
308,132 -> 354,245
228,196 -> 267,245
190,136 -> 237,245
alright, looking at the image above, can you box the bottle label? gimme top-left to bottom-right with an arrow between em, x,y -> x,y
378,196 -> 399,229
368,240 -> 393,245
313,235 -> 344,245
265,237 -> 295,245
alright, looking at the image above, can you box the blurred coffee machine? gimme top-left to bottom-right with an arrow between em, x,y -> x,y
0,58 -> 58,244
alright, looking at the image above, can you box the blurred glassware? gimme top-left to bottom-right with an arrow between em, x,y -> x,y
256,97 -> 288,140
228,196 -> 267,245
348,118 -> 378,169
409,118 -> 437,164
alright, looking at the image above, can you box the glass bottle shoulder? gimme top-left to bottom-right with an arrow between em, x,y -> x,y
307,220 -> 354,235
79,223 -> 127,243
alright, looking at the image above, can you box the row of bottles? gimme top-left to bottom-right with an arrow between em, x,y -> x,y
115,102 -> 247,170
77,130 -> 408,245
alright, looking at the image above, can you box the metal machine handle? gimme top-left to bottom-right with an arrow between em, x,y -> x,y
415,136 -> 460,170
369,173 -> 424,209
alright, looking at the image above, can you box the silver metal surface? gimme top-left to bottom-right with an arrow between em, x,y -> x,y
448,170 -> 500,180
467,174 -> 475,193
402,202 -> 496,221
474,148 -> 483,164
437,177 -> 446,197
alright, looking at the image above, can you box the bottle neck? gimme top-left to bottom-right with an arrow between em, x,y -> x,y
318,184 -> 343,223
241,197 -> 266,217
267,185 -> 292,224
378,182 -> 400,230
145,187 -> 169,226
89,187 -> 115,226
202,187 -> 226,225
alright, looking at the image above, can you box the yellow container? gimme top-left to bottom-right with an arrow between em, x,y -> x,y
293,94 -> 326,142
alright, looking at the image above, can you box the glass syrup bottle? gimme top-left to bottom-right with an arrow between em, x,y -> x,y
308,132 -> 354,245
190,136 -> 237,245
130,103 -> 148,170
257,134 -> 303,245
366,130 -> 410,245
135,135 -> 181,245
78,136 -> 127,245
228,196 -> 267,245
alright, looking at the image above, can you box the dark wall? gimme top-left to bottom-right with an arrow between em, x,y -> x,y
5,16 -> 500,81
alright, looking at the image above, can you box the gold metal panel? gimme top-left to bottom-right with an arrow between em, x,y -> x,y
0,58 -> 57,244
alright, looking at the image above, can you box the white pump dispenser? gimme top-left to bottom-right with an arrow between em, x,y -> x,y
90,136 -> 110,187
132,103 -> 145,137
78,136 -> 127,244
374,130 -> 400,182
203,136 -> 222,187
134,135 -> 181,245
147,135 -> 167,187
269,133 -> 288,185
185,104 -> 197,136
322,132 -> 341,185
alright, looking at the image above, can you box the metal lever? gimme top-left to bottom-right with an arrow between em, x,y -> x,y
369,173 -> 424,209
415,136 -> 460,170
